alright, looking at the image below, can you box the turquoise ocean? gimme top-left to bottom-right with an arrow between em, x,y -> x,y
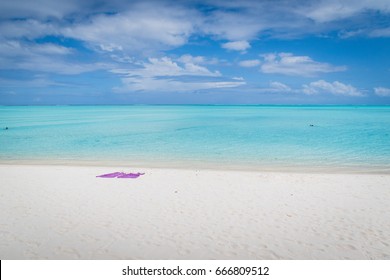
1,105 -> 390,172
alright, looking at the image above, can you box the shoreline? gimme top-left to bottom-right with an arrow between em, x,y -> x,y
1,164 -> 390,259
1,159 -> 390,175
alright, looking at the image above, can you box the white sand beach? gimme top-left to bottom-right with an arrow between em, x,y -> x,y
0,164 -> 389,260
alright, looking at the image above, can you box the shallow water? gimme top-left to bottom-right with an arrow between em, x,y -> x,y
1,105 -> 390,171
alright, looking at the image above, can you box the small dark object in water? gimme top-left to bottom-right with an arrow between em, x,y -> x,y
309,124 -> 314,127
5,127 -> 8,130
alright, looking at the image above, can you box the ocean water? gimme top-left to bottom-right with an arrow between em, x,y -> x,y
1,105 -> 390,172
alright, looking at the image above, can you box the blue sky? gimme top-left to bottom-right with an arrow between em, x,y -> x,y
0,0 -> 390,105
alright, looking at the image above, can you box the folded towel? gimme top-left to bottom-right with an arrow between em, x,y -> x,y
96,172 -> 125,178
96,172 -> 145,179
117,173 -> 142,178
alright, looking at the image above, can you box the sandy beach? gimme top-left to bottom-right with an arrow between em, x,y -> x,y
0,164 -> 389,260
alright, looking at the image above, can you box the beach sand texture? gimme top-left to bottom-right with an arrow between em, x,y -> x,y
0,164 -> 389,259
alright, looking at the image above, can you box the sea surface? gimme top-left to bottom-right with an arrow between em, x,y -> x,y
1,105 -> 390,172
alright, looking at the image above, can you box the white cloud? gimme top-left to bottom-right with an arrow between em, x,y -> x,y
269,81 -> 292,92
251,80 -> 363,97
221,40 -> 250,52
18,59 -> 109,75
62,3 -> 196,55
0,0 -> 388,64
115,77 -> 245,92
239,59 -> 261,67
374,87 -> 390,97
0,40 -> 71,56
302,80 -> 363,96
370,27 -> 390,37
0,40 -> 109,74
300,2 -> 359,23
33,43 -> 72,55
202,10 -> 264,41
0,0 -> 79,19
0,0 -> 389,96
202,0 -> 390,41
1,1 -> 389,48
112,56 -> 244,92
298,0 -> 390,23
260,53 -> 346,76
116,56 -> 221,78
177,54 -> 220,65
338,29 -> 366,38
254,81 -> 294,93
109,54 -> 135,64
0,75 -> 69,88
0,19 -> 56,39
178,54 -> 205,64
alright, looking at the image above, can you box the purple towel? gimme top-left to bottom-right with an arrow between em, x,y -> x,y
117,173 -> 141,178
96,172 -> 145,179
96,172 -> 125,178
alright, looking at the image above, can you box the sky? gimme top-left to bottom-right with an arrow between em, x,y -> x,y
0,0 -> 390,105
